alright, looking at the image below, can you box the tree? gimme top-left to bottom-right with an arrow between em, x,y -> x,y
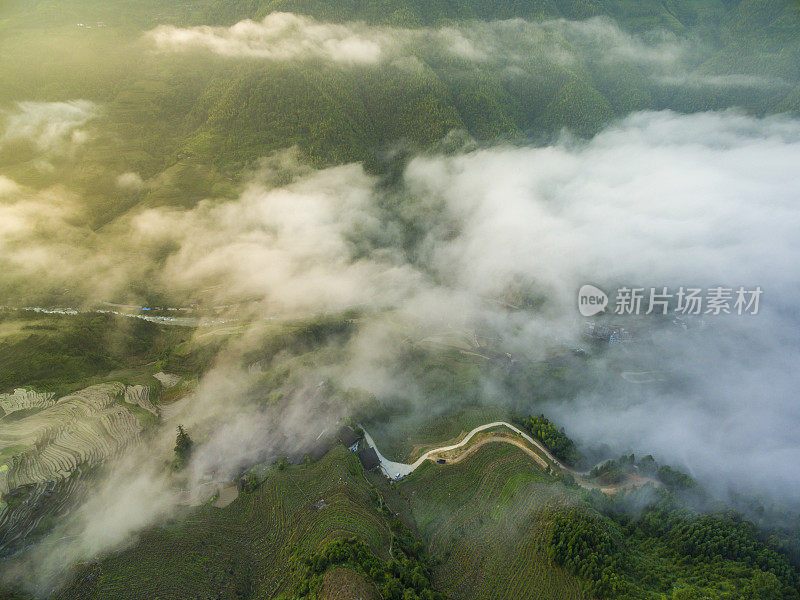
173,425 -> 193,470
515,414 -> 579,464
241,472 -> 260,493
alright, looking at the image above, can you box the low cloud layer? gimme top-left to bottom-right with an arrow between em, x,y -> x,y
4,108 -> 800,360
146,13 -> 681,69
0,100 -> 97,154
147,12 -> 390,63
0,175 -> 20,196
130,159 -> 424,312
654,73 -> 793,89
4,108 -> 800,584
158,109 -> 800,504
145,13 -> 783,92
399,111 -> 800,501
410,110 -> 800,301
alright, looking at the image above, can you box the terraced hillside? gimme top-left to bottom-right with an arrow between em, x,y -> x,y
0,383 -> 143,495
55,445 -> 393,600
122,385 -> 158,417
53,442 -> 594,600
0,383 -> 146,554
318,566 -> 379,600
397,443 -> 588,600
0,390 -> 55,417
27,426 -> 800,600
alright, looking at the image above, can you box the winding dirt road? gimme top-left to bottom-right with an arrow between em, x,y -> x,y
361,421 -> 658,493
362,421 -> 565,479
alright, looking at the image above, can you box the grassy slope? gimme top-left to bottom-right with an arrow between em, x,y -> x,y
26,432 -> 800,600
0,311 -> 196,396
318,566 -> 379,600
51,441 -> 592,600
365,405 -> 510,462
54,446 -> 392,600
395,443 -> 588,600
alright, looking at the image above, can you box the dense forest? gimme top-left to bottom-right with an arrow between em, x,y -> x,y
551,494 -> 800,599
515,413 -> 580,464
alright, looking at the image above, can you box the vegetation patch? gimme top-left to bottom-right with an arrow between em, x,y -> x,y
549,491 -> 800,599
317,566 -> 378,600
287,533 -> 443,600
514,414 -> 579,465
399,443 -> 588,600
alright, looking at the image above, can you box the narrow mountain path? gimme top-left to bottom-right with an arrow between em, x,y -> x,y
361,421 -> 658,493
362,421 -> 565,479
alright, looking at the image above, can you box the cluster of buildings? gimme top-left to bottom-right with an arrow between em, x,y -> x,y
296,424 -> 380,472
337,425 -> 381,471
583,322 -> 634,344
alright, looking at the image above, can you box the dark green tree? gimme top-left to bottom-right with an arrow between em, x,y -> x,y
173,425 -> 193,470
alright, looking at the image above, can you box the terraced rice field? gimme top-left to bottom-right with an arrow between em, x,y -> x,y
0,389 -> 55,416
122,385 -> 158,416
0,472 -> 89,554
0,384 -> 143,495
56,446 -> 393,600
399,443 -> 589,600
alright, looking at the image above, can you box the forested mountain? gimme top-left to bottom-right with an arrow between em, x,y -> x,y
2,0 -> 799,226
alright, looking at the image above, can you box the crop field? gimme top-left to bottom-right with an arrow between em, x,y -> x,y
0,383 -> 143,495
398,443 -> 589,600
0,389 -> 55,417
56,445 -> 393,600
318,566 -> 379,600
0,383 -> 148,553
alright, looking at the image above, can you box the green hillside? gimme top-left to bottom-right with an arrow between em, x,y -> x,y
2,0 -> 799,226
43,438 -> 800,600
53,446 -> 394,599
395,443 -> 588,600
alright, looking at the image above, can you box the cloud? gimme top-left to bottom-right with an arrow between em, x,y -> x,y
5,109 -> 800,350
16,432 -> 178,588
0,186 -> 134,304
144,12 -> 786,97
116,171 -> 144,190
144,13 -> 685,71
12,356 -> 348,591
147,12 -> 387,63
394,110 -> 800,501
407,110 -> 800,304
5,108 -> 800,353
130,159 -> 424,312
0,100 -> 97,154
504,16 -> 684,67
655,73 -> 793,89
5,109 -> 800,583
141,110 -> 800,506
0,175 -> 21,196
